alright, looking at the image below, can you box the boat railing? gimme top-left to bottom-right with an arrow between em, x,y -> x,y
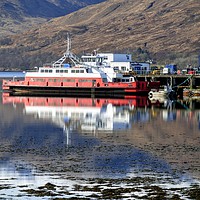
69,52 -> 82,64
43,63 -> 53,68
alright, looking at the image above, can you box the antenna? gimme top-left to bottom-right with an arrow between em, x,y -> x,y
66,33 -> 71,56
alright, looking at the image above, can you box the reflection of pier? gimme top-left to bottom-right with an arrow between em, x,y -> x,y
3,95 -> 200,136
2,94 -> 200,187
3,95 -> 200,127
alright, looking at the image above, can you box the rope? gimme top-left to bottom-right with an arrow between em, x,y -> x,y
172,75 -> 193,89
175,100 -> 189,110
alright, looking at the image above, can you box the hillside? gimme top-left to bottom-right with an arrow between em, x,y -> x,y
0,0 -> 105,37
0,0 -> 200,69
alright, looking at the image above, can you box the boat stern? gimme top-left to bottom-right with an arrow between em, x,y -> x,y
2,80 -> 11,90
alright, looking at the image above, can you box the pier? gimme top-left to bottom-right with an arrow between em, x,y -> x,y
136,74 -> 200,98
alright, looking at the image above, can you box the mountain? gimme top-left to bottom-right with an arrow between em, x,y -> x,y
0,0 -> 200,69
0,0 -> 106,36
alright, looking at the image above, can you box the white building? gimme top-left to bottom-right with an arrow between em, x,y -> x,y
81,53 -> 132,72
130,62 -> 150,74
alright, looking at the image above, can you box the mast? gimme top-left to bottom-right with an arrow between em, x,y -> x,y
52,33 -> 82,68
66,33 -> 71,56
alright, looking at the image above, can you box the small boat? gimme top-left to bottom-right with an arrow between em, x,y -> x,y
2,38 -> 160,97
148,84 -> 176,100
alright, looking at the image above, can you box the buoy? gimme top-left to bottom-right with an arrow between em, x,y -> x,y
148,91 -> 153,99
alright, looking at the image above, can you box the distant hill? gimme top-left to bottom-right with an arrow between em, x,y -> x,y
0,0 -> 106,36
0,0 -> 200,69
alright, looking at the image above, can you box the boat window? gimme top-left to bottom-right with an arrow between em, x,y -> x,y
35,78 -> 45,82
65,79 -> 74,82
122,79 -> 129,82
64,70 -> 68,73
80,70 -> 84,73
56,70 -> 59,73
114,67 -> 119,71
52,79 -> 60,82
80,80 -> 92,82
75,70 -> 79,73
102,78 -> 108,83
121,67 -> 126,71
45,69 -> 49,73
78,79 -> 90,82
49,70 -> 53,73
41,69 -> 45,73
60,70 -> 64,73
63,79 -> 75,82
71,70 -> 75,73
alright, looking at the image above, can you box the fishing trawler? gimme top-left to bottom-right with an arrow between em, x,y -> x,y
2,37 -> 160,97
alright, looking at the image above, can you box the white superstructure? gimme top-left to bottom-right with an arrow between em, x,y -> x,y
81,53 -> 132,72
24,104 -> 131,133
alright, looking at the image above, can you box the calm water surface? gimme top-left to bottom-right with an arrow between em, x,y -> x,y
0,72 -> 200,199
0,71 -> 25,90
0,71 -> 25,78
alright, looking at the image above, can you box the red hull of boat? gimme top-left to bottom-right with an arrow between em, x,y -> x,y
2,78 -> 160,97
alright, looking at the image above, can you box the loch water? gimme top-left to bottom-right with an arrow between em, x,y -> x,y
0,72 -> 200,199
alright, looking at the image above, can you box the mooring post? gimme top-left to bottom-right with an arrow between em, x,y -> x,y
190,76 -> 193,89
189,100 -> 193,110
170,76 -> 173,87
193,77 -> 196,89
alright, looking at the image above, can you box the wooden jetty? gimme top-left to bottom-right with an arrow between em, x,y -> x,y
136,74 -> 200,98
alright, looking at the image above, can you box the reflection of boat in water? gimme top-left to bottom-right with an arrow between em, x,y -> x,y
4,95 -> 200,127
3,96 -> 151,133
5,95 -> 200,132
